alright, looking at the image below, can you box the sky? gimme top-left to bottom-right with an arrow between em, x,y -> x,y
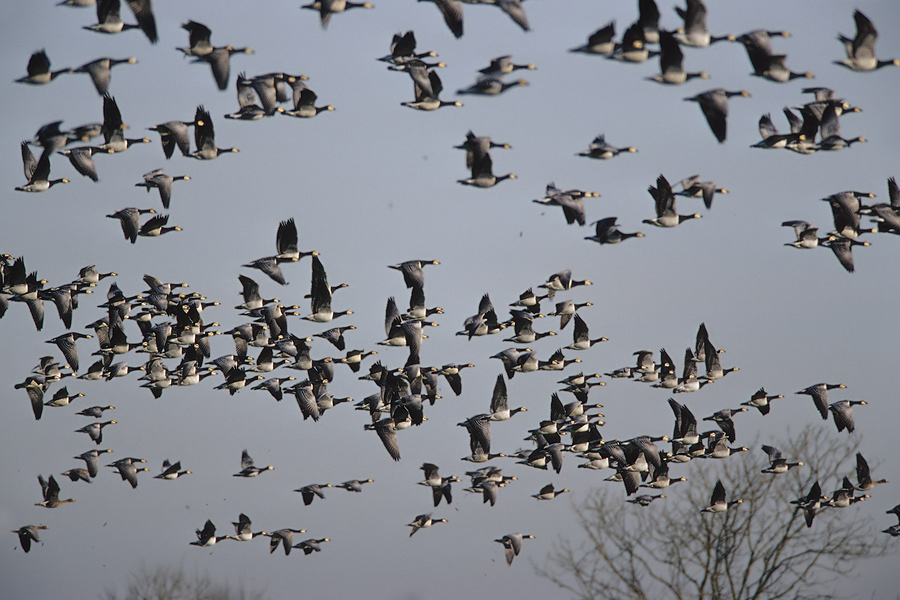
2,1 -> 899,598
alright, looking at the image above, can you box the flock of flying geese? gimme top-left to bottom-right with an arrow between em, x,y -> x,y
780,177 -> 900,272
6,0 -> 899,581
14,2 -> 900,274
4,239 -> 895,561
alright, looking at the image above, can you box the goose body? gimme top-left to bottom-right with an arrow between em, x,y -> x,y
829,399 -> 866,433
835,10 -> 899,71
135,169 -> 190,209
36,475 -> 75,508
571,22 -> 615,55
16,144 -> 69,192
701,479 -> 742,512
302,0 -> 374,28
643,174 -> 701,227
190,520 -> 231,546
684,89 -> 750,143
190,106 -> 238,159
407,513 -> 447,536
74,57 -> 137,95
17,50 -> 71,84
233,449 -> 273,477
495,533 -> 534,565
13,525 -> 49,552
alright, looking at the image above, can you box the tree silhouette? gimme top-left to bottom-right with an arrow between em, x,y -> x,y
539,426 -> 890,600
102,564 -> 266,600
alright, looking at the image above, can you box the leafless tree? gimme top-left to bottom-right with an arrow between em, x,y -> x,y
102,563 -> 266,600
539,426 -> 890,600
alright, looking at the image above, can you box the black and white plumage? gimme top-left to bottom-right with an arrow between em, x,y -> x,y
796,383 -> 846,420
74,57 -> 137,95
75,420 -> 116,445
16,143 -> 69,192
835,10 -> 899,71
16,50 -> 71,85
301,0 -> 374,29
578,134 -> 638,158
407,513 -> 447,536
389,259 -> 440,290
644,174 -> 701,227
494,533 -> 534,565
700,479 -> 742,513
489,373 -> 526,421
738,28 -> 811,82
703,408 -> 747,443
46,332 -> 92,372
243,257 -> 287,286
294,538 -> 330,554
283,87 -> 334,118
822,237 -> 869,273
154,459 -> 190,480
824,190 -> 876,240
684,89 -> 750,143
190,520 -> 229,546
232,449 -> 273,477
402,67 -> 461,111
791,481 -> 824,528
817,104 -> 866,151
782,221 -> 830,249
84,0 -> 138,37
674,0 -> 733,47
459,293 -> 505,339
191,106 -> 238,159
251,376 -> 295,401
314,325 -> 356,351
532,482 -> 568,500
192,46 -> 253,91
266,528 -> 307,555
504,310 -> 554,344
609,21 -> 658,63
675,175 -> 728,210
108,459 -> 148,488
148,120 -> 196,159
829,399 -> 866,433
75,405 -> 115,419
760,445 -> 803,474
230,514 -> 264,542
178,20 -> 213,56
533,186 -> 591,226
457,151 -> 515,187
135,169 -> 190,210
294,483 -> 332,505
58,146 -> 103,182
302,256 -> 352,323
436,363 -> 473,396
740,387 -> 783,415
649,30 -> 709,84
458,414 -> 492,456
570,22 -> 616,55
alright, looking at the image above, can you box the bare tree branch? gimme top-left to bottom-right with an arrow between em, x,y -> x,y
103,563 -> 267,600
540,425 -> 892,600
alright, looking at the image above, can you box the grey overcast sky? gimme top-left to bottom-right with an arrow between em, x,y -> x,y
2,1 -> 899,598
